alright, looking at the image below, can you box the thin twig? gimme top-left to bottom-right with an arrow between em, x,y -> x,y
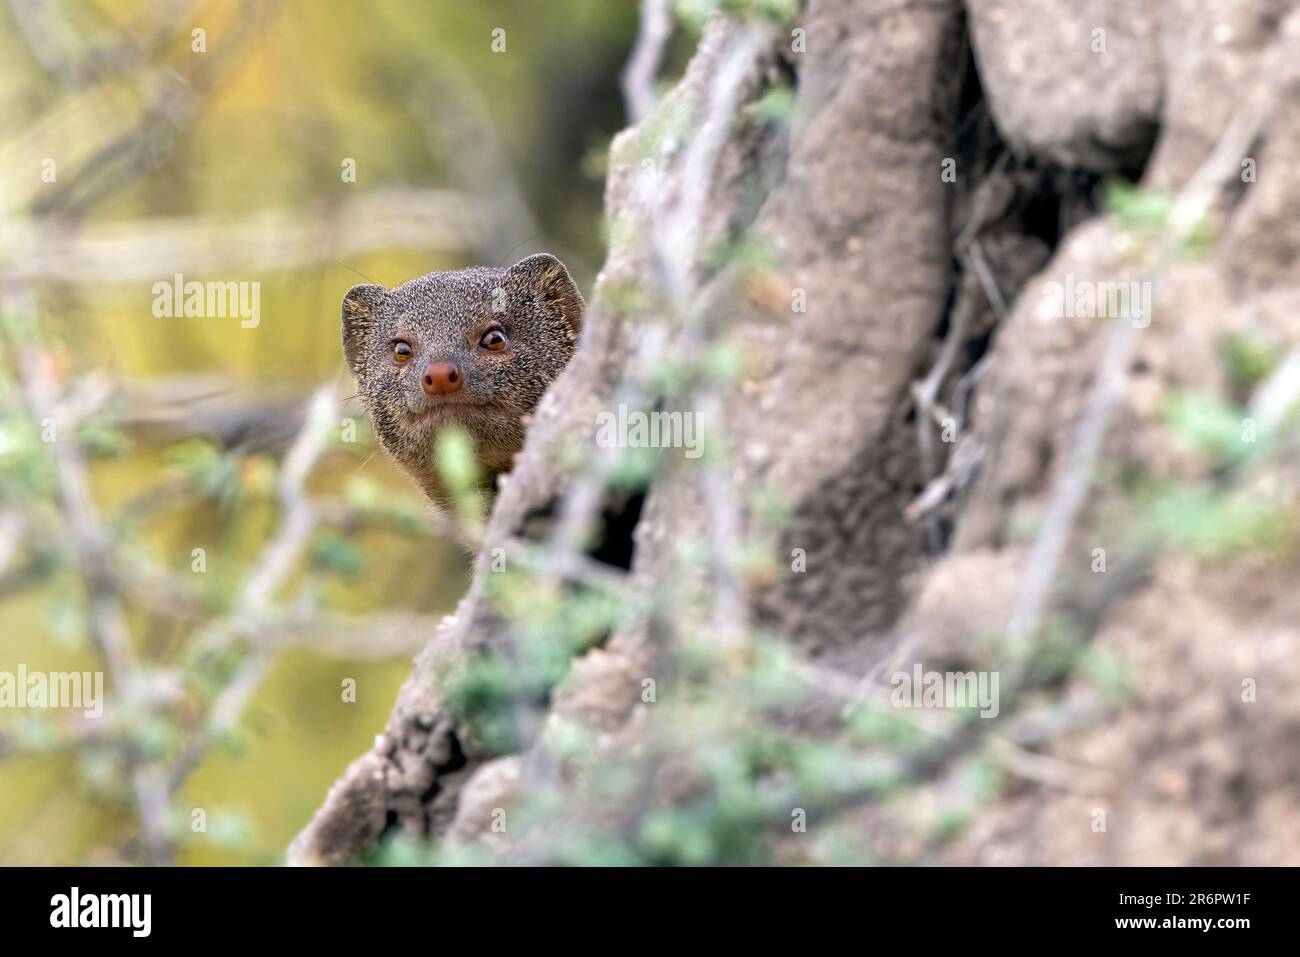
169,388 -> 338,791
6,287 -> 173,865
1006,102 -> 1273,644
6,189 -> 488,283
621,0 -> 674,125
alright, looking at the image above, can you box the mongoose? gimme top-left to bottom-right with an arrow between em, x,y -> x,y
341,254 -> 584,503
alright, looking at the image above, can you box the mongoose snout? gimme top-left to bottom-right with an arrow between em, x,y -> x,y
422,361 -> 463,396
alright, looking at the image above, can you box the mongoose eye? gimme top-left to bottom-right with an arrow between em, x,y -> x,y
392,341 -> 413,363
479,329 -> 510,352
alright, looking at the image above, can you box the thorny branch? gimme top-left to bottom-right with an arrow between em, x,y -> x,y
1006,90 -> 1276,645
6,284 -> 173,864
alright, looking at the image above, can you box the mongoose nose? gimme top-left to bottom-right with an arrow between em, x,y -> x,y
422,360 -> 463,396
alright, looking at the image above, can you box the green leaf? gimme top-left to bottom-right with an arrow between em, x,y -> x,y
435,427 -> 478,496
309,533 -> 366,577
1105,181 -> 1175,231
1164,390 -> 1254,465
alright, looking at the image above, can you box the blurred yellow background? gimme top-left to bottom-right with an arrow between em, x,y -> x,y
0,0 -> 644,864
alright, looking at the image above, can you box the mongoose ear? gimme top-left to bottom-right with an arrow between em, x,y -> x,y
505,254 -> 584,333
341,283 -> 385,377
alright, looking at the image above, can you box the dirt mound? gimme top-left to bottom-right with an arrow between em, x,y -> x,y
291,0 -> 1300,866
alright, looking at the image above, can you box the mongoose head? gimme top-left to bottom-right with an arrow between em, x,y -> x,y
342,254 -> 584,502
